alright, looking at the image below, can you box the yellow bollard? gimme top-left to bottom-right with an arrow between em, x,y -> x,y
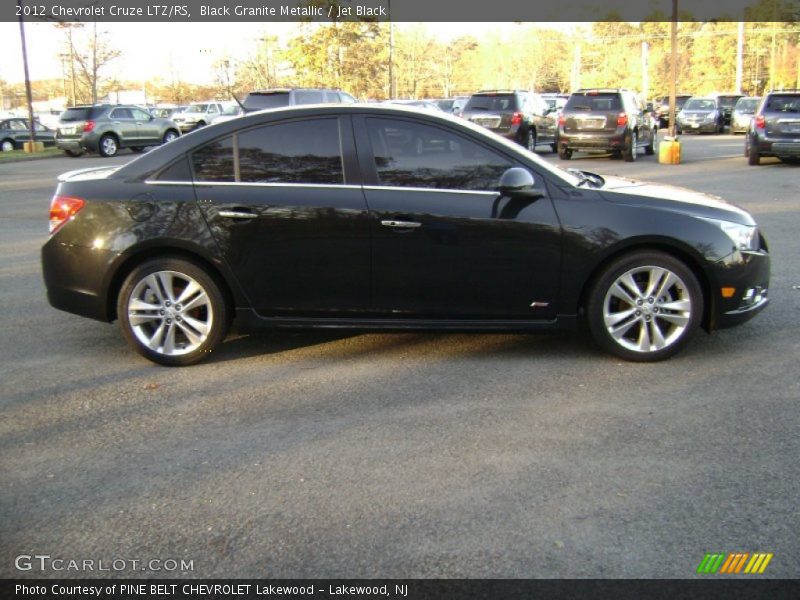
23,141 -> 45,153
658,136 -> 681,164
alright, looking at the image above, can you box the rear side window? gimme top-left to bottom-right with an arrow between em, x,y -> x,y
243,92 -> 290,111
294,90 -> 325,104
565,93 -> 622,112
191,137 -> 235,182
465,94 -> 519,112
190,118 -> 343,185
765,95 -> 800,113
237,119 -> 343,184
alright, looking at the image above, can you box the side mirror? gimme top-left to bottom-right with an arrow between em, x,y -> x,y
498,168 -> 543,199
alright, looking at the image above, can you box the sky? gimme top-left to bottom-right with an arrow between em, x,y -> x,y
1,22 -> 555,86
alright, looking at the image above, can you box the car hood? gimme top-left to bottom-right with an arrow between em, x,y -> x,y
599,175 -> 755,225
680,110 -> 716,117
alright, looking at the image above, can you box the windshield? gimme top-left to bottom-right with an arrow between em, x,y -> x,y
185,104 -> 209,114
60,107 -> 100,122
734,98 -> 759,113
464,94 -> 519,112
683,99 -> 716,111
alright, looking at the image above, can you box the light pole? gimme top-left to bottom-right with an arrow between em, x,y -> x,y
16,0 -> 37,149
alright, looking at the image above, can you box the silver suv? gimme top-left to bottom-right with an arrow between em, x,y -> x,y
171,102 -> 226,132
242,88 -> 356,113
56,104 -> 180,157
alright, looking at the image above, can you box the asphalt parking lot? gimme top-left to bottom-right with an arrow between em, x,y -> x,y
1,134 -> 798,579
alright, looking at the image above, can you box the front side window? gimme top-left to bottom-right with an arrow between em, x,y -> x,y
132,108 -> 152,121
365,117 -> 512,191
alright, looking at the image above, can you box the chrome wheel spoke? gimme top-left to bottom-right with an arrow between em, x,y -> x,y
180,290 -> 208,312
659,298 -> 691,312
146,321 -> 167,350
181,314 -> 209,337
129,312 -> 161,327
176,280 -> 201,305
157,272 -> 176,303
611,281 -> 638,305
176,320 -> 204,346
604,307 -> 637,329
655,271 -> 678,299
644,267 -> 666,298
656,312 -> 689,327
650,319 -> 667,349
637,320 -> 652,351
610,317 -> 639,340
162,322 -> 177,354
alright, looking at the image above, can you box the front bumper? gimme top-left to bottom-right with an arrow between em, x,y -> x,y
678,119 -> 717,132
708,248 -> 770,329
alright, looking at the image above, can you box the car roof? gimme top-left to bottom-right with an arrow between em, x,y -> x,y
112,103 -> 577,186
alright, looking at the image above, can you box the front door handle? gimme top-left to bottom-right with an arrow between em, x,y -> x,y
218,209 -> 256,220
381,220 -> 421,229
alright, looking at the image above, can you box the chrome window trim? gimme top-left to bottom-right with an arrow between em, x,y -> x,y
363,185 -> 499,196
145,180 -> 362,190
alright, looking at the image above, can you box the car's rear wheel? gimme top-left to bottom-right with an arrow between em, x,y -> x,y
644,129 -> 656,155
624,130 -> 637,162
162,130 -> 179,144
63,149 -> 84,157
586,251 -> 702,362
117,258 -> 229,366
98,134 -> 119,157
558,146 -> 572,160
524,129 -> 536,152
1,139 -> 15,152
747,137 -> 760,166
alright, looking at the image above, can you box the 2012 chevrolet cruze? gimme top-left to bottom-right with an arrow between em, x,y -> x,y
42,105 -> 770,366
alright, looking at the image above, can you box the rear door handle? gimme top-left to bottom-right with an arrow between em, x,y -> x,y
218,209 -> 256,220
381,220 -> 421,229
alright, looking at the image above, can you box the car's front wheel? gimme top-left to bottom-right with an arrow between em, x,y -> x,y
1,139 -> 15,152
558,146 -> 572,160
117,258 -> 229,366
162,130 -> 179,144
586,251 -> 702,362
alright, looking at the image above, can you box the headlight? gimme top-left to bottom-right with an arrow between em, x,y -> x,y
703,218 -> 759,251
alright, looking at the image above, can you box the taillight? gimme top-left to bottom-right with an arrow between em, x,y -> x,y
49,195 -> 85,234
83,120 -> 95,133
755,115 -> 766,129
617,112 -> 628,126
558,112 -> 565,126
510,112 -> 522,126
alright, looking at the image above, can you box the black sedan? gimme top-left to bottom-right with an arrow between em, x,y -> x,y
42,105 -> 770,366
1,118 -> 56,151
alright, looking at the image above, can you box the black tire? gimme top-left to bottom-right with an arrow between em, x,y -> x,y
64,149 -> 84,157
644,129 -> 656,155
98,134 -> 119,157
117,257 -> 229,366
1,138 -> 15,152
523,128 -> 536,152
162,129 -> 179,144
195,121 -> 206,129
558,146 -> 572,160
624,130 -> 637,162
550,143 -> 558,153
586,251 -> 703,362
747,137 -> 760,166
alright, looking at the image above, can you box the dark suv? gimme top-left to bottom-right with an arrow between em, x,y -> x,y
558,89 -> 657,162
56,105 -> 180,157
745,90 -> 800,165
460,90 -> 558,152
242,88 -> 357,113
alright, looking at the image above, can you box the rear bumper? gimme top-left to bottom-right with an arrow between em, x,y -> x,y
752,134 -> 800,157
56,134 -> 100,153
558,131 -> 627,151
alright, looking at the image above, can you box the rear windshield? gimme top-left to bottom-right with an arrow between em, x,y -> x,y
243,92 -> 291,111
734,98 -> 760,113
764,94 -> 800,113
683,99 -> 717,111
565,93 -> 622,112
464,94 -> 519,112
60,107 -> 102,122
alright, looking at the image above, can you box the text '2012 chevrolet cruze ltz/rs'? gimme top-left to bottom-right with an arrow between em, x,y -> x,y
42,105 -> 770,366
